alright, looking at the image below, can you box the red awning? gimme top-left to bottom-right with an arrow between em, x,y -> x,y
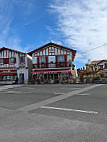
31,69 -> 71,74
0,72 -> 17,75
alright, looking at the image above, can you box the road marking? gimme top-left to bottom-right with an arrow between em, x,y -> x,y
3,91 -> 36,94
0,85 -> 22,91
61,88 -> 80,90
53,93 -> 64,95
77,93 -> 90,96
41,106 -> 98,114
24,87 -> 35,90
17,84 -> 102,112
70,88 -> 81,89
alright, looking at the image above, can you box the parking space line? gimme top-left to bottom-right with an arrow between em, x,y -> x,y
18,84 -> 102,112
77,93 -> 90,96
41,106 -> 98,114
53,93 -> 64,95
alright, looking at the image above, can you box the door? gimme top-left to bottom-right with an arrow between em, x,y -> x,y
54,74 -> 58,83
19,73 -> 24,84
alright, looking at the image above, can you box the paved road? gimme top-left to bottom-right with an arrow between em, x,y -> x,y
0,84 -> 107,142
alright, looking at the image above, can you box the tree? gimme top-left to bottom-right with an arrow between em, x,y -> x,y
97,72 -> 106,78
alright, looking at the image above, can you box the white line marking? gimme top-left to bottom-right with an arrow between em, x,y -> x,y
18,84 -> 102,112
70,88 -> 81,89
77,93 -> 90,96
53,93 -> 64,95
61,88 -> 80,90
41,106 -> 98,114
3,91 -> 22,94
0,85 -> 22,91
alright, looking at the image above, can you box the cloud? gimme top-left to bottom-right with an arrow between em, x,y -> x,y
0,0 -> 35,52
50,40 -> 62,45
50,0 -> 107,63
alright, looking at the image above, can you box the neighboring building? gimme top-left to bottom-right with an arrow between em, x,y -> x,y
78,59 -> 107,83
28,42 -> 76,83
85,60 -> 107,74
0,47 -> 32,84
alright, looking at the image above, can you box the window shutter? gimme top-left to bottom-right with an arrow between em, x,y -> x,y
37,57 -> 39,68
56,56 -> 58,67
46,56 -> 48,68
4,58 -> 9,64
14,58 -> 16,63
64,55 -> 67,67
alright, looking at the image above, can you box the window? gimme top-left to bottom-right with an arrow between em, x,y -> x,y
58,56 -> 64,62
39,57 -> 46,68
105,63 -> 107,68
58,56 -> 64,67
20,56 -> 25,63
0,59 -> 3,64
39,56 -> 46,64
9,58 -> 15,64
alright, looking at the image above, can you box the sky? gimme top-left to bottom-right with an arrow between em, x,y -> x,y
0,0 -> 107,68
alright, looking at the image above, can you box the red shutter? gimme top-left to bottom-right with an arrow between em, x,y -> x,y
64,55 -> 67,67
56,56 -> 58,68
46,56 -> 48,68
14,58 -> 16,63
6,58 -> 9,64
4,58 -> 9,64
37,57 -> 39,68
4,58 -> 6,64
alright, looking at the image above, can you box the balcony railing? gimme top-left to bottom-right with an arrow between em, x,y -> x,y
0,64 -> 16,69
33,62 -> 71,69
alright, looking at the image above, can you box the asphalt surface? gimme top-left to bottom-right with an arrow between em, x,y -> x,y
0,84 -> 90,110
0,84 -> 107,142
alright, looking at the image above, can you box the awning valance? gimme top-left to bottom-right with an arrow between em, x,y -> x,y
0,72 -> 17,75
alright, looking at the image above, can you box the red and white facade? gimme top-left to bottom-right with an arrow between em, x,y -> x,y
0,47 -> 32,84
28,42 -> 76,83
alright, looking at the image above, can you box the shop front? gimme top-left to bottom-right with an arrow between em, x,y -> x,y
31,69 -> 72,84
0,70 -> 18,84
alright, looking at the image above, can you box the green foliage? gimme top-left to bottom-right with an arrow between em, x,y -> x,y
94,76 -> 101,80
97,72 -> 106,78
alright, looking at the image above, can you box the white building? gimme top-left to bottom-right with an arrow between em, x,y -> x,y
0,47 -> 32,84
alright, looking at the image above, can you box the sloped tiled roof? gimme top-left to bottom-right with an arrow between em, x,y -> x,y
0,47 -> 25,54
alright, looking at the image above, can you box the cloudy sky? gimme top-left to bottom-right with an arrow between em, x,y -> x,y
0,0 -> 107,68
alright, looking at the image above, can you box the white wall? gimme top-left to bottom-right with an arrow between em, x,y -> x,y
17,68 -> 28,84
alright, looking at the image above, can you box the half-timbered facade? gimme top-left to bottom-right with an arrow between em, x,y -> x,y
0,47 -> 32,84
28,42 -> 76,83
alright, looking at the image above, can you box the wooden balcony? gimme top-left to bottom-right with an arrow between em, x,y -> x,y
0,64 -> 16,69
33,62 -> 71,69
